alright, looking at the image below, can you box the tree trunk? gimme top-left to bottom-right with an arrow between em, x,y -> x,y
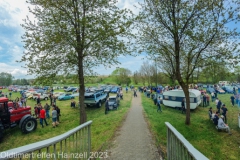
78,57 -> 87,124
181,84 -> 191,125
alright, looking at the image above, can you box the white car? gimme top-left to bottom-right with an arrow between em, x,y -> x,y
53,92 -> 65,98
26,91 -> 37,98
33,93 -> 49,100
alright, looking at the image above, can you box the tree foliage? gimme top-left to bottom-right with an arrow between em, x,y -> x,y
0,72 -> 13,86
136,0 -> 240,125
112,68 -> 132,86
20,0 -> 134,124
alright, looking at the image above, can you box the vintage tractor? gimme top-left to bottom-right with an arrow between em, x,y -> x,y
0,97 -> 37,142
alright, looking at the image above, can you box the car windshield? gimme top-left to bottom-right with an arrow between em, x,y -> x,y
109,98 -> 116,102
85,95 -> 94,98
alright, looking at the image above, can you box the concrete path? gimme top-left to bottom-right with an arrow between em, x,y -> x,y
106,92 -> 161,160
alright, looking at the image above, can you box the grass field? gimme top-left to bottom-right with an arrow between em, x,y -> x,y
1,87 -> 240,160
0,89 -> 132,152
141,92 -> 240,160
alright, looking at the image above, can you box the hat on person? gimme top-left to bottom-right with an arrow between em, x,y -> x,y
221,115 -> 224,118
222,104 -> 225,106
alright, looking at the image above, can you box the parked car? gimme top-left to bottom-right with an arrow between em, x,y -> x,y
215,88 -> 225,94
64,86 -> 74,92
32,93 -> 49,100
110,87 -> 119,93
202,85 -> 208,88
53,92 -> 65,98
108,95 -> 120,110
222,86 -> 234,94
72,88 -> 79,92
65,87 -> 77,92
58,93 -> 75,100
104,87 -> 112,93
206,87 -> 216,94
84,91 -> 108,107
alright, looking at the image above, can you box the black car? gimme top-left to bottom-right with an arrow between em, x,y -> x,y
108,95 -> 120,110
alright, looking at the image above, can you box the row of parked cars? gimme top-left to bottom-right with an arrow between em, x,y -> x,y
206,85 -> 235,94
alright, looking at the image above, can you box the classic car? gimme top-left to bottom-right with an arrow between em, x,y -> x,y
58,93 -> 75,100
108,95 -> 120,110
215,88 -> 225,94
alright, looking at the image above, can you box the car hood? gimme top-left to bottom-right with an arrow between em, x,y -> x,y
108,101 -> 116,105
58,95 -> 66,98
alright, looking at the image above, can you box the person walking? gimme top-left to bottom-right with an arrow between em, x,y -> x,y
39,107 -> 48,128
221,104 -> 228,123
157,97 -> 162,112
217,100 -> 222,113
133,89 -> 137,97
181,99 -> 185,114
44,102 -> 50,119
52,107 -> 58,128
230,94 -> 235,107
55,106 -> 61,123
105,99 -> 109,114
211,92 -> 215,102
203,94 -> 207,107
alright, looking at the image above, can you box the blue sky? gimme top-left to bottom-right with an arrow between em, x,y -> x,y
0,0 -> 143,79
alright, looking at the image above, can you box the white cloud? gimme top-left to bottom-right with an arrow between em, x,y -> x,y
0,0 -> 30,28
0,63 -> 33,79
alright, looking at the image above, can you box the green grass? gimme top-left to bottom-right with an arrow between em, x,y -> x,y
141,92 -> 240,160
0,89 -> 132,152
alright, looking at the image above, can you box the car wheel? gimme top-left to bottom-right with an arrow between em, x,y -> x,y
45,97 -> 48,100
21,117 -> 37,134
96,101 -> 101,108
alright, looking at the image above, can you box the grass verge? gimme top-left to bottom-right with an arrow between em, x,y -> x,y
141,92 -> 240,160
0,89 -> 132,152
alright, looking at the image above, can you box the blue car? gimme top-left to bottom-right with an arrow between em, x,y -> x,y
222,86 -> 234,94
206,87 -> 216,94
58,93 -> 74,100
110,87 -> 119,93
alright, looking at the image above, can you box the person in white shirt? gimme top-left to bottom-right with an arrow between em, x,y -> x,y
211,92 -> 215,102
218,115 -> 232,135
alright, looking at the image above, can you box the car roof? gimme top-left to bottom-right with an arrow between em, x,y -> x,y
109,96 -> 117,98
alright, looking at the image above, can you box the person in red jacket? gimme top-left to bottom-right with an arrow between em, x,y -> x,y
40,107 -> 48,128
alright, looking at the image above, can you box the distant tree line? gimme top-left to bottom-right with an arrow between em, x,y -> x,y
131,61 -> 240,86
0,72 -> 13,86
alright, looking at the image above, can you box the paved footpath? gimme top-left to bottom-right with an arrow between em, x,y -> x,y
106,92 -> 161,160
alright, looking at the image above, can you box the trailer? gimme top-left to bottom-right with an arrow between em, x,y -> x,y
163,89 -> 201,109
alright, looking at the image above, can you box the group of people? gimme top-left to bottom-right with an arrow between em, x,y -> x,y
34,102 -> 61,128
207,93 -> 236,135
209,105 -> 232,135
